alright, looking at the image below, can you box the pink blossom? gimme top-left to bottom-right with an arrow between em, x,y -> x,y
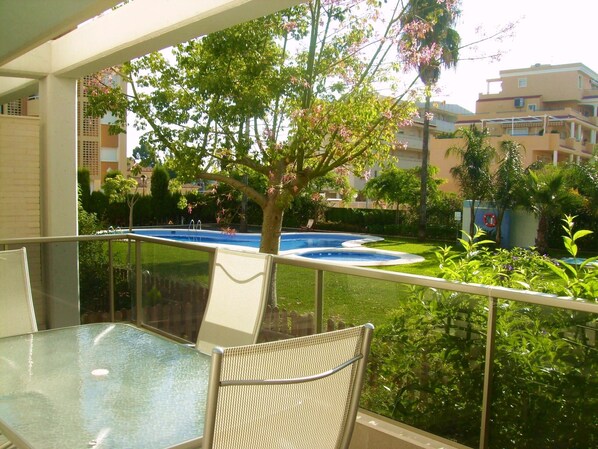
395,141 -> 409,151
282,21 -> 297,32
425,112 -> 434,121
436,0 -> 459,12
221,227 -> 236,236
403,19 -> 432,40
291,109 -> 306,118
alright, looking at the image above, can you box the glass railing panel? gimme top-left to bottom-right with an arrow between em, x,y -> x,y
489,303 -> 598,449
358,284 -> 486,448
133,240 -> 211,342
275,262 -> 487,448
267,263 -> 317,340
79,238 -> 128,320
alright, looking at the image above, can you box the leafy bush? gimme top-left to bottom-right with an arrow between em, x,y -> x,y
363,216 -> 597,448
78,199 -> 130,313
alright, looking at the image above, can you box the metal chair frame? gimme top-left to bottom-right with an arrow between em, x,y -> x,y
203,324 -> 374,449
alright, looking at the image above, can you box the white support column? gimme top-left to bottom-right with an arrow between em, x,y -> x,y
39,74 -> 80,328
553,150 -> 558,165
570,122 -> 575,139
591,129 -> 596,145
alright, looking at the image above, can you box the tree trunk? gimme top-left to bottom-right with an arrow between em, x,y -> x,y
535,213 -> 549,255
260,198 -> 285,308
495,208 -> 505,247
418,92 -> 432,241
469,200 -> 476,237
128,203 -> 134,232
260,199 -> 284,255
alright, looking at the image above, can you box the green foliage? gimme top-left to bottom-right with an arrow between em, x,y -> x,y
150,165 -> 170,199
88,190 -> 109,218
78,189 -> 129,313
363,167 -> 419,222
85,2 -> 430,253
132,142 -> 157,167
364,217 -> 597,448
447,126 -> 496,236
77,168 -> 92,211
520,164 -> 583,254
542,215 -> 598,299
150,165 -> 171,222
492,140 -> 525,246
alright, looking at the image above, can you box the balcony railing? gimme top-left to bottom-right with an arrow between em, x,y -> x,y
1,233 -> 596,449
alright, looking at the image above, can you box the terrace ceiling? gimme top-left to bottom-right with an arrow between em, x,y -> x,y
0,0 -> 304,103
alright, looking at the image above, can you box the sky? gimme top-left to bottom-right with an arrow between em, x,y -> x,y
436,0 -> 597,112
126,0 -> 597,150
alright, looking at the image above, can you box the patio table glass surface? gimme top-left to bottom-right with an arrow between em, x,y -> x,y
0,323 -> 211,449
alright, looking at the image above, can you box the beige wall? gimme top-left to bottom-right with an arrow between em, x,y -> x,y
430,134 -> 572,194
0,114 -> 45,328
0,115 -> 40,238
501,70 -> 583,102
100,123 -> 119,147
477,64 -> 598,117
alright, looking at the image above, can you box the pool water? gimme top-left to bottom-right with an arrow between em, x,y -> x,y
132,229 -> 423,266
133,229 -> 380,251
301,250 -> 398,262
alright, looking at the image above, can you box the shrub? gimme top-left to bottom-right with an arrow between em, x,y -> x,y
363,217 -> 597,448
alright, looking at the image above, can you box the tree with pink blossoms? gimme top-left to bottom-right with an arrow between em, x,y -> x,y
87,0 -> 458,254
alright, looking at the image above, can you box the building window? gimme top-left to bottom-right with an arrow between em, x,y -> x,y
518,78 -> 527,88
578,75 -> 583,89
528,104 -> 537,111
510,128 -> 529,136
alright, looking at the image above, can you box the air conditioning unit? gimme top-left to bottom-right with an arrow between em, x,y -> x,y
514,97 -> 525,108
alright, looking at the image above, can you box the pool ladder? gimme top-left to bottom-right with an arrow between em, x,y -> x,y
188,219 -> 202,231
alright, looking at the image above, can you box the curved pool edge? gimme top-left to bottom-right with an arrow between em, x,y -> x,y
283,247 -> 425,267
127,228 -> 423,267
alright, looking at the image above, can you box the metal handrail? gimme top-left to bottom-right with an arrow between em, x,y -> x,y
2,232 -> 596,449
4,232 -> 595,312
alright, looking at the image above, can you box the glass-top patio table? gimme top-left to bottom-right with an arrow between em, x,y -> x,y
0,323 -> 211,449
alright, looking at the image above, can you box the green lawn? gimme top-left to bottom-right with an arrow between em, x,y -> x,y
366,237 -> 444,276
111,235 -> 450,327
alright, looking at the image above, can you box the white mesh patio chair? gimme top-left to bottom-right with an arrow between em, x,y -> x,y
195,248 -> 273,355
0,247 -> 37,338
203,323 -> 374,449
0,247 -> 36,449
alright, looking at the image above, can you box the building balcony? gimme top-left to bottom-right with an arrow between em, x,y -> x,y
1,232 -> 596,449
582,88 -> 598,100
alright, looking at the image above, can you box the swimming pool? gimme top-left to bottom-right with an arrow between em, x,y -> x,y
132,229 -> 423,266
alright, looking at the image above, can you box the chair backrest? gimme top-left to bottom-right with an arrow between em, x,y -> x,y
196,248 -> 273,355
203,323 -> 374,449
0,247 -> 37,338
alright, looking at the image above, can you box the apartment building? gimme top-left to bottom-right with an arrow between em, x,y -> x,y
431,62 -> 598,192
1,75 -> 127,191
340,101 -> 471,206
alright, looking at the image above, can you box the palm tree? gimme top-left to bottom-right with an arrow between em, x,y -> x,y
521,164 -> 581,254
447,125 -> 496,236
401,0 -> 460,240
492,140 -> 525,246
